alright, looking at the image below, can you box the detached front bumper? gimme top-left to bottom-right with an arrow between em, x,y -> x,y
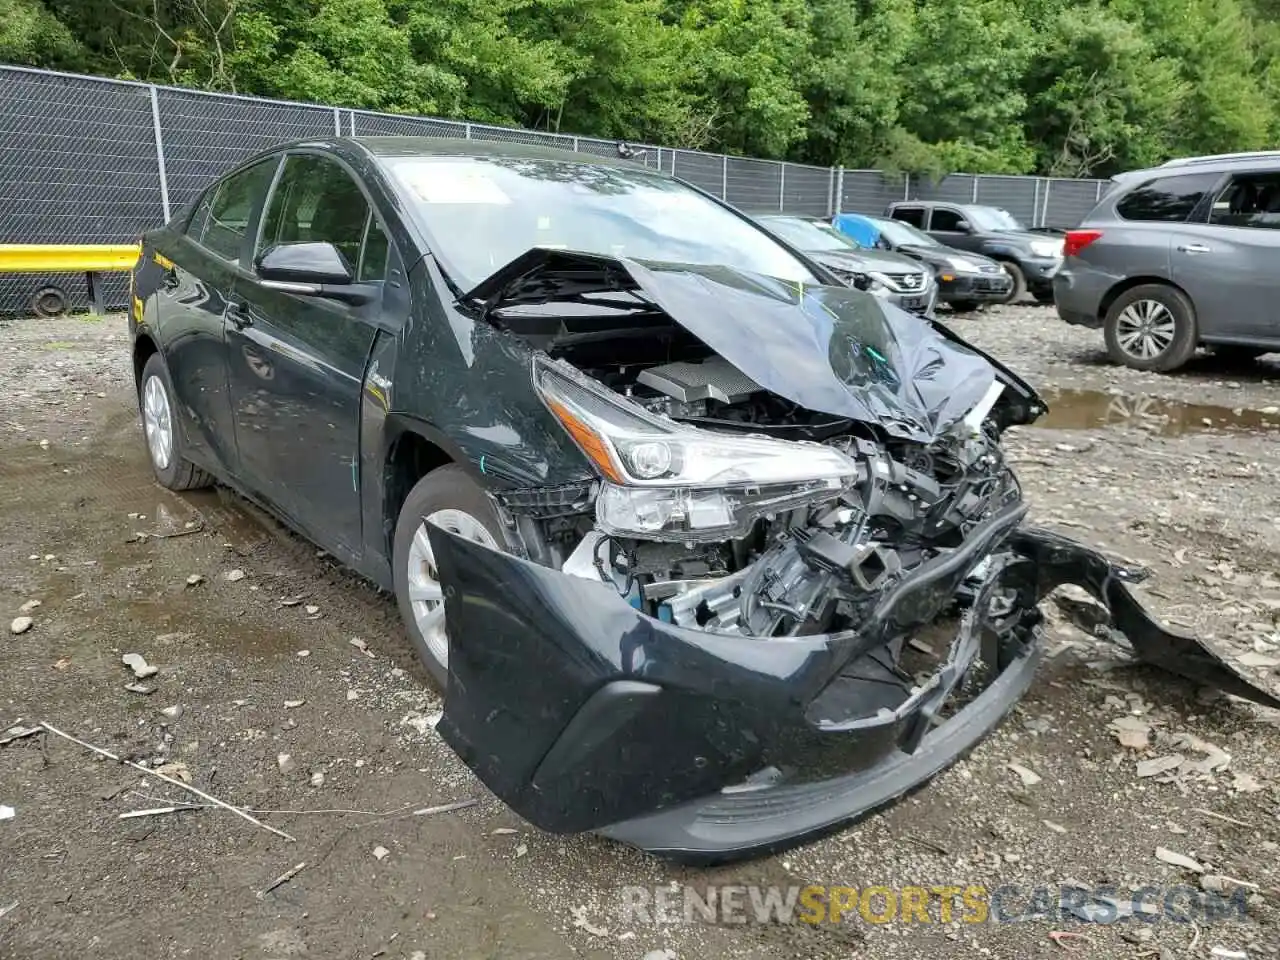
430,515 -> 1280,865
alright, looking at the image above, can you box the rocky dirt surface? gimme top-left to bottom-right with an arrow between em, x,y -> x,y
2,305 -> 1279,960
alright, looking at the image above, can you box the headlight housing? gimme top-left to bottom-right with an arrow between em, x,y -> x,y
1029,239 -> 1063,258
533,357 -> 858,540
945,256 -> 982,273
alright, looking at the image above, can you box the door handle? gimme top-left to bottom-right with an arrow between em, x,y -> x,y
227,299 -> 254,330
1177,243 -> 1212,254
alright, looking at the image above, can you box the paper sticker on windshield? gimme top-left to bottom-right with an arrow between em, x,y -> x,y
401,167 -> 512,205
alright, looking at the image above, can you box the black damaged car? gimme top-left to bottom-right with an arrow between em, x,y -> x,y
129,137 -> 1279,863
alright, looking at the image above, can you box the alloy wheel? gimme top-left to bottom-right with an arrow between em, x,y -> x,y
142,375 -> 174,471
1115,299 -> 1176,361
405,509 -> 498,669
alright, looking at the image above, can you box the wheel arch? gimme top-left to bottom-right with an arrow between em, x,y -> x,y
381,416 -> 481,561
133,332 -> 160,395
1097,276 -> 1196,326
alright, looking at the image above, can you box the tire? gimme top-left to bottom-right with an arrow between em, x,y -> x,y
998,262 -> 1027,303
948,300 -> 980,313
31,285 -> 68,318
392,465 -> 506,689
138,353 -> 213,490
1103,284 -> 1198,372
1033,289 -> 1055,306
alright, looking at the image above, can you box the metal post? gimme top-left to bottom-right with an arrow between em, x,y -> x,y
1031,178 -> 1041,227
86,271 -> 104,315
670,150 -> 677,178
572,136 -> 579,153
971,176 -> 979,202
348,110 -> 356,136
1096,180 -> 1103,201
148,85 -> 171,222
1040,179 -> 1052,227
333,107 -> 341,136
903,173 -> 911,201
834,167 -> 844,215
465,123 -> 472,140
827,168 -> 835,217
778,163 -> 786,211
722,156 -> 728,199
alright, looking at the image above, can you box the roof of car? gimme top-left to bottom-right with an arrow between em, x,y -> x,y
336,135 -> 641,168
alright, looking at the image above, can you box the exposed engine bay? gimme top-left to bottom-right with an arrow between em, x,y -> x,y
484,269 -> 1026,648
431,248 -> 1280,861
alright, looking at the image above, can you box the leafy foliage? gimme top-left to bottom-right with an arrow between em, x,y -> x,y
4,0 -> 1280,176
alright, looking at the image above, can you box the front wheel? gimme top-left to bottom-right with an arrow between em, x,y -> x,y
392,465 -> 507,689
999,262 -> 1027,303
1103,284 -> 1198,372
139,353 -> 213,490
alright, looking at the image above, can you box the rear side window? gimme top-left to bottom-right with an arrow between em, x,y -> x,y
1209,171 -> 1280,230
1116,173 -> 1219,222
890,206 -> 926,228
198,158 -> 279,261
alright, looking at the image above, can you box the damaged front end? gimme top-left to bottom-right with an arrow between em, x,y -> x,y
427,251 -> 1279,863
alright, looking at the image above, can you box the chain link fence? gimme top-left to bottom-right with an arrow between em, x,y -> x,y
0,64 -> 1109,315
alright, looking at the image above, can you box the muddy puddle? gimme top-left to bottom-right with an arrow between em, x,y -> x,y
1034,388 -> 1280,436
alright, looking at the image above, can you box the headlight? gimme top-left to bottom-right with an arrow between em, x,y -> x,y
1029,239 -> 1063,258
533,357 -> 858,540
945,256 -> 982,273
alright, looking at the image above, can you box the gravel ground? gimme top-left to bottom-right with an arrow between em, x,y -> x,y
2,305 -> 1279,960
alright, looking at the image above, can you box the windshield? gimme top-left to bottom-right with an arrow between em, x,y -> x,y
964,206 -> 1024,231
384,156 -> 817,289
869,217 -> 940,248
758,216 -> 860,252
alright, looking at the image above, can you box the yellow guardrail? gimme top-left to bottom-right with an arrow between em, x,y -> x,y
0,243 -> 142,316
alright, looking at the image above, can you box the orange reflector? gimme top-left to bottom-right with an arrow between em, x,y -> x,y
941,274 -> 954,282
545,398 -> 624,483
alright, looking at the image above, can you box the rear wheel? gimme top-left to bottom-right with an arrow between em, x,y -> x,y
1103,284 -> 1198,372
139,353 -> 213,490
998,262 -> 1027,303
392,465 -> 506,689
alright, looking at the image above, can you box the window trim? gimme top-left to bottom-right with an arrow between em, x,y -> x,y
889,204 -> 927,229
253,147 -> 399,282
184,154 -> 283,267
1114,172 -> 1225,224
1206,170 -> 1280,231
929,205 -> 971,233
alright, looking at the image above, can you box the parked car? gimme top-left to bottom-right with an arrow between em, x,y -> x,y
1054,152 -> 1280,372
885,201 -> 1063,304
129,137 -> 1276,863
752,213 -> 937,316
832,212 -> 1013,311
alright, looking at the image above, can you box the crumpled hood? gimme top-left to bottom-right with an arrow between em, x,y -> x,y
466,248 -> 1038,443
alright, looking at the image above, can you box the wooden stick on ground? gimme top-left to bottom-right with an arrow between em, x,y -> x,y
257,861 -> 307,900
39,721 -> 295,842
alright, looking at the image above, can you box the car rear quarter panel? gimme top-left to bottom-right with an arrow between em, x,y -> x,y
1055,213 -> 1173,323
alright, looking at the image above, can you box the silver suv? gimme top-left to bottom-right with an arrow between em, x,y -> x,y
1053,152 -> 1280,371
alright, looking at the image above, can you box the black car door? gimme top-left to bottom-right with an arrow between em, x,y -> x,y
158,158 -> 279,477
928,206 -> 982,253
224,152 -> 387,558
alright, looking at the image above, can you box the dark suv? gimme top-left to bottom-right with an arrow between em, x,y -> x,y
1054,152 -> 1280,371
886,201 -> 1063,304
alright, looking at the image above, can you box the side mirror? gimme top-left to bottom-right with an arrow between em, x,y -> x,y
256,241 -> 353,285
953,221 -> 972,234
254,242 -> 374,304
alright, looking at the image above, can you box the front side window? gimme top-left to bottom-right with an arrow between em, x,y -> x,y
1116,173 -> 1220,223
891,206 -> 926,228
1208,171 -> 1280,230
383,156 -> 816,289
259,154 -> 378,277
930,208 -> 969,232
199,158 -> 278,262
963,206 -> 1023,231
